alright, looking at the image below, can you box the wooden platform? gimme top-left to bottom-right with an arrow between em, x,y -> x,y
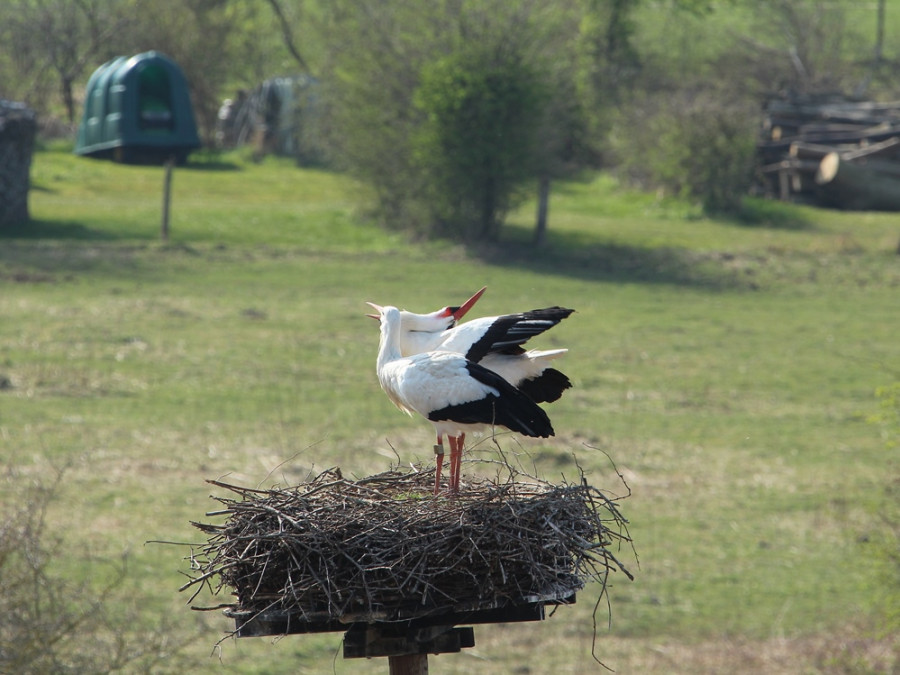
225,593 -> 575,659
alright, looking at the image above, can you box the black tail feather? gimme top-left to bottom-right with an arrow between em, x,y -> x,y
517,368 -> 572,404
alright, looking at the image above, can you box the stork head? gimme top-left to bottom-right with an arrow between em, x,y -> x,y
445,285 -> 486,323
365,286 -> 486,331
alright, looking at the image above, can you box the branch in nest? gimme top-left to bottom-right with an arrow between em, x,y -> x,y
182,464 -> 634,628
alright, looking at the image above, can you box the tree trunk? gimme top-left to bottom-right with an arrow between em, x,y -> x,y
534,175 -> 550,246
0,102 -> 37,228
62,75 -> 76,125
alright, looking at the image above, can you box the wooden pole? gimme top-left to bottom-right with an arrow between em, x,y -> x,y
161,155 -> 175,241
388,653 -> 428,674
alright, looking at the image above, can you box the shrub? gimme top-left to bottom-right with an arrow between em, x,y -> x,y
614,89 -> 758,215
413,45 -> 549,241
0,474 -> 188,673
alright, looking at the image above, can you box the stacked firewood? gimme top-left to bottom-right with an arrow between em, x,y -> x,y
757,96 -> 900,210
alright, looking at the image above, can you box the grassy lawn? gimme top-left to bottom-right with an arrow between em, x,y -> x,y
2,147 -> 898,673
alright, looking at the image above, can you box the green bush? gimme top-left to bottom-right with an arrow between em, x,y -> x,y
413,45 -> 548,241
615,90 -> 758,215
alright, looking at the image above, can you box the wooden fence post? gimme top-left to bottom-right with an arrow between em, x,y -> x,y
161,156 -> 175,241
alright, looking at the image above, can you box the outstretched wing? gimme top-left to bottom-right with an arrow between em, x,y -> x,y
463,307 -> 574,363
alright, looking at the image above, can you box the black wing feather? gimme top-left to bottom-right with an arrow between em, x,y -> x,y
464,307 -> 575,364
427,362 -> 554,438
516,367 -> 572,404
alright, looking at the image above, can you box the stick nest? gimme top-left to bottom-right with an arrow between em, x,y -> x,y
183,466 -> 633,624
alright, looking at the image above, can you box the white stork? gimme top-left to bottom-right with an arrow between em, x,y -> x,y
368,287 -> 575,405
373,305 -> 555,494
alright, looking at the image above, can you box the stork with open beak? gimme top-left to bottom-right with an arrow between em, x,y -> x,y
373,305 -> 555,495
367,287 -> 574,404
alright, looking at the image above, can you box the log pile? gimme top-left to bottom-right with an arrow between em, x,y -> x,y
181,465 -> 634,629
758,96 -> 900,210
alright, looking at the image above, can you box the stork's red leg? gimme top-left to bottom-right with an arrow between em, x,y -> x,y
448,435 -> 460,496
450,434 -> 465,493
433,436 -> 445,495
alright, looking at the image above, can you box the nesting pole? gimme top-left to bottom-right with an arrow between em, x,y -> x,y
183,467 -> 634,673
388,654 -> 427,675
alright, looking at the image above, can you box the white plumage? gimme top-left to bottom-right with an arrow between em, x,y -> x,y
369,287 -> 574,405
373,304 -> 554,494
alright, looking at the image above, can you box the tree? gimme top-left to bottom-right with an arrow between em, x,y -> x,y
732,0 -> 867,96
414,44 -> 548,241
264,0 -> 312,74
574,0 -> 641,164
0,0 -> 133,124
322,0 -> 581,243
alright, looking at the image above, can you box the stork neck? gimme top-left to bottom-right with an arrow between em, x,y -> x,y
377,307 -> 404,369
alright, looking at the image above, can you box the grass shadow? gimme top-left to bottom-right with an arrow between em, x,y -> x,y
721,197 -> 819,231
0,220 -> 168,280
472,229 -> 757,291
183,155 -> 243,172
0,218 -> 130,242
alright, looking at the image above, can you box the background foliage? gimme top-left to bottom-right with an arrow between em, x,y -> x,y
2,0 -> 896,238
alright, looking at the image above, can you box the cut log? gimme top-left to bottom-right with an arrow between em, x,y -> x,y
759,96 -> 900,208
815,152 -> 900,211
850,157 -> 900,177
840,135 -> 900,161
790,141 -> 843,160
758,123 -> 900,155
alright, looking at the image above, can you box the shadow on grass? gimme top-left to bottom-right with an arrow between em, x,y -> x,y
0,220 -> 167,280
183,156 -> 243,172
472,230 -> 757,291
468,197 -> 818,289
719,198 -> 818,231
0,219 -> 130,242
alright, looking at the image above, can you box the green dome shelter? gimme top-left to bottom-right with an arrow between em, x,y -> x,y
75,51 -> 201,164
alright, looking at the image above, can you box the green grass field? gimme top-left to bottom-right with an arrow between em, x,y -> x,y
2,147 -> 899,673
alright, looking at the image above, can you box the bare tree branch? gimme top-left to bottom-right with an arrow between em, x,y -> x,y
264,0 -> 311,74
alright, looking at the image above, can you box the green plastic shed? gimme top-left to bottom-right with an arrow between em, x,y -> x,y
75,51 -> 201,164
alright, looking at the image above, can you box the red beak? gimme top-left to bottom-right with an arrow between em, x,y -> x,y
449,286 -> 486,321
